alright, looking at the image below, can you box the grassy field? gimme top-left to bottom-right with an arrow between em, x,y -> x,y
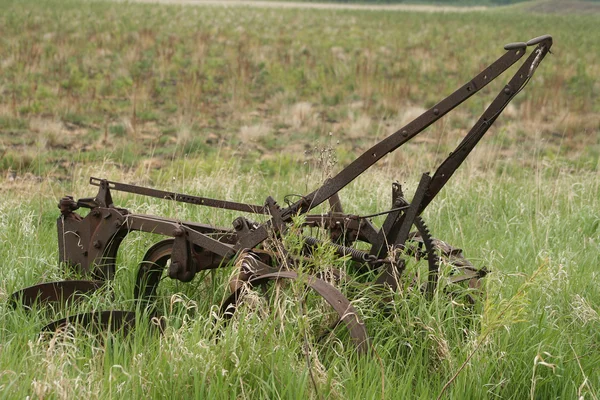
268,0 -> 525,4
1,0 -> 599,179
1,0 -> 599,399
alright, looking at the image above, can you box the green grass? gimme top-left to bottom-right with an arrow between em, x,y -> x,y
1,158 -> 599,398
265,0 -> 525,4
1,0 -> 599,398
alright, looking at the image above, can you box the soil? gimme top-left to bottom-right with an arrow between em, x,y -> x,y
123,0 -> 600,14
126,0 -> 488,12
525,0 -> 600,14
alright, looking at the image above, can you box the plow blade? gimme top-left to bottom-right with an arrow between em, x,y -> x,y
10,280 -> 105,309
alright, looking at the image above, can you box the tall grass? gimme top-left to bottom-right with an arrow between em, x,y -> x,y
1,0 -> 599,398
1,158 -> 598,398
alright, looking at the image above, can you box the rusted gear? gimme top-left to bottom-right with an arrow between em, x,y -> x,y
392,208 -> 486,299
406,216 -> 440,296
407,228 -> 488,302
379,192 -> 440,296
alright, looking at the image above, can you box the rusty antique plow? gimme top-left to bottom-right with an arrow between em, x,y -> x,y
10,35 -> 553,355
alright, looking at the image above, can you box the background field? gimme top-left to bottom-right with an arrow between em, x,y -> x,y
0,0 -> 599,399
1,0 -> 599,179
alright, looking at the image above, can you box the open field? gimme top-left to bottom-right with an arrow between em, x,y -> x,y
123,0 -> 490,11
1,0 -> 599,180
1,0 -> 599,398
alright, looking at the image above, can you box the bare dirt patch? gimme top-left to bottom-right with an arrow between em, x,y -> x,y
125,0 -> 488,13
526,0 -> 600,14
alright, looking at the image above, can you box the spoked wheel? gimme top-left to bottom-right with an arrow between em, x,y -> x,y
429,237 -> 488,304
220,270 -> 370,364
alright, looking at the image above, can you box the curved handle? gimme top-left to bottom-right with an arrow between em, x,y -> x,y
504,42 -> 527,50
527,34 -> 552,46
504,34 -> 552,51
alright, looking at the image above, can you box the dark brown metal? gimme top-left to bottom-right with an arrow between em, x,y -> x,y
89,177 -> 267,214
232,36 -> 553,252
10,280 -> 104,309
504,42 -> 527,50
418,36 -> 553,214
11,36 -> 553,355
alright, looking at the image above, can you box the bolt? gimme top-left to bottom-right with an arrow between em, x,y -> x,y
433,108 -> 440,116
114,220 -> 122,228
504,86 -> 511,95
232,218 -> 244,231
173,227 -> 185,237
93,240 -> 102,249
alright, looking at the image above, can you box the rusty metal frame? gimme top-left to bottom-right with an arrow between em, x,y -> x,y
12,36 -> 553,354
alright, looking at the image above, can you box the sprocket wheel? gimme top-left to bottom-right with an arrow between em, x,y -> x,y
403,216 -> 487,299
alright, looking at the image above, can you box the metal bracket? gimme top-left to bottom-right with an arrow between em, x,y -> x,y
168,227 -> 196,282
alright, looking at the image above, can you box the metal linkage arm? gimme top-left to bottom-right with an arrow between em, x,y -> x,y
418,36 -> 553,214
280,44 -> 528,220
236,36 -> 551,251
89,177 -> 268,214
